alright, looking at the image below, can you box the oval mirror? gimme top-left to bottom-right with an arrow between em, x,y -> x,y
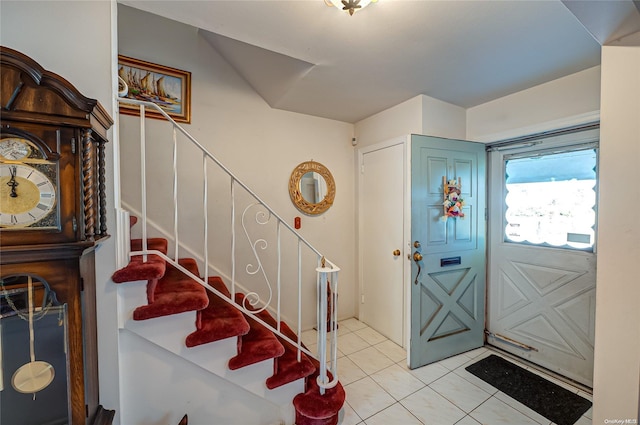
289,161 -> 336,215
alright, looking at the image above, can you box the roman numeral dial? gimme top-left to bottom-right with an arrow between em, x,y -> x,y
0,163 -> 57,228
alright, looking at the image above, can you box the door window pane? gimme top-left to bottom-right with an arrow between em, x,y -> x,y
504,148 -> 597,250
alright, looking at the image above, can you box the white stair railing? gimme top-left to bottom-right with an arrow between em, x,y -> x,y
117,97 -> 339,392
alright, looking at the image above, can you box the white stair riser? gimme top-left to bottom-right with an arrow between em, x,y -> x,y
117,284 -> 304,413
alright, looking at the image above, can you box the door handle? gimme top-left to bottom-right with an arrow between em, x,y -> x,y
393,249 -> 401,257
413,251 -> 423,285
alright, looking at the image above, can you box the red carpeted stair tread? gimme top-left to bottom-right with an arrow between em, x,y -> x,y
228,293 -> 285,370
132,258 -> 209,321
113,220 -> 343,419
185,277 -> 250,348
293,373 -> 345,425
130,238 -> 167,253
111,238 -> 168,283
265,320 -> 316,389
234,293 -> 315,388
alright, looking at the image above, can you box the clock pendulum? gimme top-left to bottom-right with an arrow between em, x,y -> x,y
9,276 -> 55,398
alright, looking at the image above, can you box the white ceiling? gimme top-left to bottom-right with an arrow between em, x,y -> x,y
119,0 -> 640,123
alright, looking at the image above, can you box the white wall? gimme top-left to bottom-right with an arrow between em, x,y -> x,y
467,66 -> 601,141
0,0 -> 121,418
354,95 -> 423,148
592,45 -> 640,422
118,330 -> 283,425
117,4 -> 356,327
422,96 -> 466,140
354,94 -> 466,148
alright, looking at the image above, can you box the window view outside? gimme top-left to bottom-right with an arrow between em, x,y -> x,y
504,148 -> 597,250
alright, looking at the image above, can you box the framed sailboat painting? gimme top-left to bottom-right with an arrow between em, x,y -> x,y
118,55 -> 192,123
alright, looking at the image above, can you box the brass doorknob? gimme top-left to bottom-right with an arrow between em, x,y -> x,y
413,251 -> 423,285
393,249 -> 401,257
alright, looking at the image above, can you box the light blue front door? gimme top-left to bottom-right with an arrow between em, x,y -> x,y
410,135 -> 486,369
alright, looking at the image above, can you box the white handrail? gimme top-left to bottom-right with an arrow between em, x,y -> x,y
120,98 -> 329,260
119,97 -> 339,391
131,249 -> 319,359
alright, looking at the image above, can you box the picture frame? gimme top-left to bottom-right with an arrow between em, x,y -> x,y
117,55 -> 191,124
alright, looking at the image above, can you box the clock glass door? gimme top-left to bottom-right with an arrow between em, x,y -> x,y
0,275 -> 70,425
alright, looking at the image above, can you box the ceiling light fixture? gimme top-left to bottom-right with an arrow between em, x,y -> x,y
325,0 -> 377,16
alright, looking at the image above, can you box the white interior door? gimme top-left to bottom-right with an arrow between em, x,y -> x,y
359,140 -> 405,346
487,129 -> 599,387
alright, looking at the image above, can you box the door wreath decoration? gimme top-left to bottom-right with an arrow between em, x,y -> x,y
442,177 -> 464,220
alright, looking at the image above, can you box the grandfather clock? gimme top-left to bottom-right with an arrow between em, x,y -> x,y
0,47 -> 114,424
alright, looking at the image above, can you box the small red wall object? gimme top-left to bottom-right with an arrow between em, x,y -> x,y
294,216 -> 301,229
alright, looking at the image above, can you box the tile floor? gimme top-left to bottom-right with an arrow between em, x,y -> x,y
301,318 -> 593,425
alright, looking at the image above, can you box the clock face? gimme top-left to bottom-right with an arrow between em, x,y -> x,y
0,163 -> 58,228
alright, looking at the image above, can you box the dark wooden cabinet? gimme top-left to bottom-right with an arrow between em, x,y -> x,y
1,46 -> 114,425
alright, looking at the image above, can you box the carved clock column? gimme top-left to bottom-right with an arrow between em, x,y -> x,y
0,47 -> 114,425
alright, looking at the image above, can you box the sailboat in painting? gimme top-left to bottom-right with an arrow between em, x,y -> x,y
118,65 -> 182,114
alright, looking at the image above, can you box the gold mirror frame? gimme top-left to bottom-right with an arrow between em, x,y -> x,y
289,161 -> 336,215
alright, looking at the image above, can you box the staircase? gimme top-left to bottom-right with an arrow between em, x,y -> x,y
113,98 -> 344,424
113,218 -> 344,424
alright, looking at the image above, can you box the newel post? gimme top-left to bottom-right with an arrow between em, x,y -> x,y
316,256 -> 340,395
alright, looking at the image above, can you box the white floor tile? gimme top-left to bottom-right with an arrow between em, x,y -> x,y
463,347 -> 489,359
440,353 -> 474,371
332,324 -> 586,425
401,386 -> 466,425
494,391 -> 552,424
354,326 -> 388,345
344,376 -> 396,420
338,401 -> 363,425
470,397 -> 541,425
338,332 -> 371,355
430,372 -> 492,413
336,356 -> 368,386
308,341 -> 345,361
469,349 -> 530,371
339,318 -> 368,332
364,402 -> 422,425
348,346 -> 395,375
373,340 -> 406,363
370,364 -> 425,401
407,361 -> 451,385
455,416 -> 482,425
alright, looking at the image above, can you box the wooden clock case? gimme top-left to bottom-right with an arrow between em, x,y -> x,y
1,46 -> 114,424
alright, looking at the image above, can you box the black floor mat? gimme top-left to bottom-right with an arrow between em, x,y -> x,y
465,354 -> 592,425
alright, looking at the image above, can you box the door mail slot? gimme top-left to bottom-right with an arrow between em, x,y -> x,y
441,256 -> 461,267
